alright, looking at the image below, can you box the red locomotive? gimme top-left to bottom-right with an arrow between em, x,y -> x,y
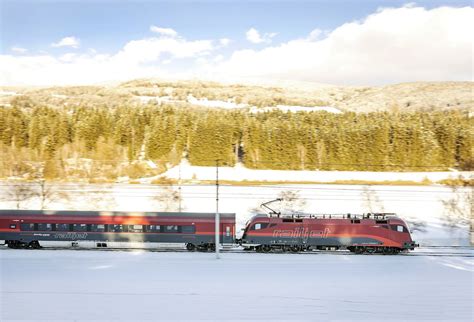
240,213 -> 418,254
239,198 -> 418,254
0,210 -> 236,251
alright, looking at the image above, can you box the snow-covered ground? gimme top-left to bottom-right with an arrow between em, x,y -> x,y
161,160 -> 472,183
0,182 -> 471,246
0,249 -> 472,321
187,94 -> 248,109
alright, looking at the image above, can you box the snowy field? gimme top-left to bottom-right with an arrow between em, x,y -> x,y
0,249 -> 472,321
161,160 -> 472,183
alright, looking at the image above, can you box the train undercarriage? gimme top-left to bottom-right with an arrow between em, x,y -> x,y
242,244 -> 403,254
4,239 -> 402,254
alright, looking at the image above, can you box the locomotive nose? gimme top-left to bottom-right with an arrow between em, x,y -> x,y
403,241 -> 419,250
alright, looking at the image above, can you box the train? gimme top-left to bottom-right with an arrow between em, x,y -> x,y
0,205 -> 418,254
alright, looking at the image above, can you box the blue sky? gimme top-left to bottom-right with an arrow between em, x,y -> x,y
0,1 -> 472,85
2,0 -> 471,54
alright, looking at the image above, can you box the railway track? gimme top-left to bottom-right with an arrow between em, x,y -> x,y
1,244 -> 472,257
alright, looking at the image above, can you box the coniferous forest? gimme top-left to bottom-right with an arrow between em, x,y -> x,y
0,104 -> 472,180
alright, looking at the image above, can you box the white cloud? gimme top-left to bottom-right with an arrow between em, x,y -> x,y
214,6 -> 474,85
308,29 -> 322,40
214,54 -> 224,62
0,34 -> 215,86
246,28 -> 277,44
114,37 -> 214,64
51,36 -> 80,49
59,53 -> 77,62
11,47 -> 27,54
219,38 -> 231,46
1,6 -> 472,86
150,26 -> 178,37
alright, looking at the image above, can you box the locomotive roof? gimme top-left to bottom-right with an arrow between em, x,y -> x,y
0,209 -> 235,219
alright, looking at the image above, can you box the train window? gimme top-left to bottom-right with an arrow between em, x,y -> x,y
295,219 -> 303,223
20,223 -> 35,231
56,224 -> 69,231
73,224 -> 87,232
128,225 -> 143,233
164,225 -> 178,233
251,223 -> 268,230
38,223 -> 52,231
147,225 -> 161,232
376,220 -> 388,224
282,219 -> 294,223
351,219 -> 361,224
91,224 -> 105,232
391,225 -> 407,233
108,224 -> 124,232
181,225 -> 196,234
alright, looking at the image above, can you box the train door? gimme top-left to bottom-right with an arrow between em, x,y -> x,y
221,224 -> 233,244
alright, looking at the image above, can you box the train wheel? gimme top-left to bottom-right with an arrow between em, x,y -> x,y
382,247 -> 397,255
29,241 -> 41,249
262,245 -> 272,253
354,247 -> 366,254
366,247 -> 376,254
197,244 -> 208,252
7,241 -> 18,249
290,245 -> 300,253
186,243 -> 196,251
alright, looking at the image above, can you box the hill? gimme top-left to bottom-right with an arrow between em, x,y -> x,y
1,80 -> 472,113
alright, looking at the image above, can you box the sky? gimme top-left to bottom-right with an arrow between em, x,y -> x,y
0,0 -> 473,86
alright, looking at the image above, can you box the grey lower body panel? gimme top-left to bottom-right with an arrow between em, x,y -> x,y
242,236 -> 383,247
0,232 -> 225,245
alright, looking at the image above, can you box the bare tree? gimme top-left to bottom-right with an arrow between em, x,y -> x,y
5,181 -> 36,209
152,185 -> 182,212
36,180 -> 70,210
277,190 -> 307,214
361,186 -> 385,213
441,182 -> 473,236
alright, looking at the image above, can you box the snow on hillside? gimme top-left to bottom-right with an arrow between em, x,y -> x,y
133,92 -> 343,113
187,94 -> 248,109
162,160 -> 472,183
135,95 -> 172,104
249,104 -> 342,113
0,90 -> 19,96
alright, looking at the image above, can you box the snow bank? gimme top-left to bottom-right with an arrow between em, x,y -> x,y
163,160 -> 472,183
